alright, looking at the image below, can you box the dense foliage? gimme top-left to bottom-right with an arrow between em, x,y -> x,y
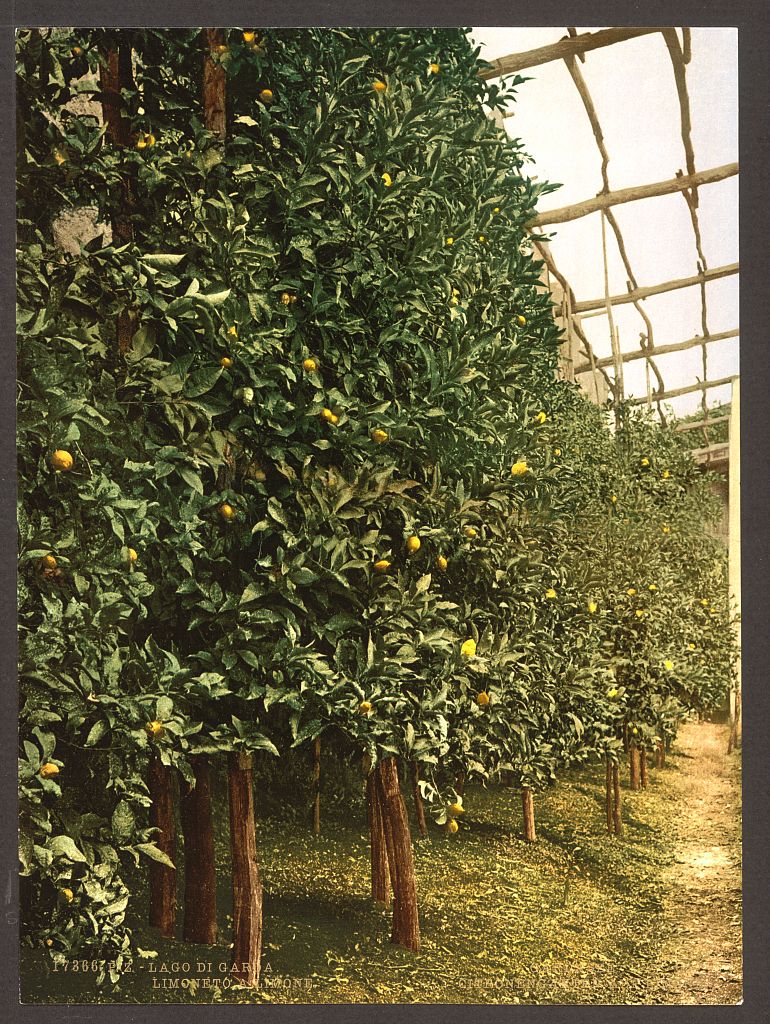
17,26 -> 736,978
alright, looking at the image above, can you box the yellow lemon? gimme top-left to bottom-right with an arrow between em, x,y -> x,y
53,148 -> 67,165
610,494 -> 618,504
372,80 -> 387,93
145,133 -> 156,147
635,609 -> 646,619
688,643 -> 696,651
50,450 -> 74,472
476,691 -> 490,706
435,555 -> 448,571
588,601 -> 598,614
259,88 -> 273,102
71,45 -> 84,56
145,720 -> 164,738
663,659 -> 674,671
135,137 -> 147,150
243,31 -> 256,43
429,62 -> 440,74
220,356 -> 233,368
445,236 -> 454,246
626,587 -> 637,597
662,469 -> 671,479
460,638 -> 476,659
280,292 -> 293,306
447,819 -> 459,834
648,583 -> 658,591
219,502 -> 235,521
554,448 -> 561,457
61,888 -> 74,903
511,460 -> 529,476
41,555 -> 57,570
464,526 -> 477,538
516,314 -> 526,327
406,536 -> 421,554
545,588 -> 557,600
373,559 -> 390,573
700,598 -> 709,606
329,413 -> 339,426
535,411 -> 547,425
302,357 -> 318,372
126,548 -> 138,563
662,525 -> 670,534
381,172 -> 393,187
227,325 -> 238,337
632,726 -> 639,735
321,407 -> 335,422
641,457 -> 650,467
448,801 -> 464,815
39,763 -> 60,778
371,428 -> 388,444
607,687 -> 618,698
358,701 -> 373,714
478,234 -> 486,243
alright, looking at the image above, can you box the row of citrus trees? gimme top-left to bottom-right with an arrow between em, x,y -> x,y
17,26 -> 736,986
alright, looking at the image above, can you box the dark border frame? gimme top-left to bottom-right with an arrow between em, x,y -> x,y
4,3 -> 769,1022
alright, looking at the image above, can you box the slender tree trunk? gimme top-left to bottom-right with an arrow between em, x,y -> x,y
227,752 -> 262,987
605,758 -> 613,834
98,38 -> 137,356
179,756 -> 217,944
629,744 -> 641,790
455,771 -> 466,798
311,737 -> 321,835
521,787 -> 536,842
612,762 -> 623,835
367,771 -> 390,905
655,739 -> 664,768
622,721 -> 629,753
203,29 -> 227,139
374,758 -> 420,951
639,746 -> 648,789
411,761 -> 428,838
148,755 -> 177,937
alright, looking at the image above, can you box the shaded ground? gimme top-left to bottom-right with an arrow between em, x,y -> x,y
20,719 -> 741,1005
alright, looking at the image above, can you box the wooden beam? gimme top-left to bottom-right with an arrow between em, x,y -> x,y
573,328 -> 738,374
571,263 -> 738,314
479,27 -> 663,80
530,162 -> 738,226
627,375 -> 736,404
675,414 -> 730,433
692,441 -> 729,461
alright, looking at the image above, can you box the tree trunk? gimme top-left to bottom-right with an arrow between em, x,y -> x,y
367,770 -> 391,905
311,737 -> 321,835
179,756 -> 217,944
411,761 -> 428,838
203,29 -> 227,139
374,758 -> 420,951
612,762 -> 623,835
455,771 -> 466,798
629,744 -> 641,790
98,38 -> 137,356
605,758 -> 613,834
655,739 -> 665,768
227,752 -> 262,987
148,755 -> 177,937
640,746 -> 648,789
521,787 -> 536,842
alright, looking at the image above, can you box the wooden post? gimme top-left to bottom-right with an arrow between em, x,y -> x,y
640,746 -> 648,789
374,758 -> 420,951
410,761 -> 428,838
612,763 -> 623,835
227,752 -> 262,987
312,737 -> 321,835
203,29 -> 227,139
629,744 -> 641,791
366,771 -> 391,905
521,787 -> 536,842
727,379 -> 742,751
655,739 -> 665,768
179,756 -> 217,944
605,758 -> 613,834
148,755 -> 177,937
98,36 -> 137,356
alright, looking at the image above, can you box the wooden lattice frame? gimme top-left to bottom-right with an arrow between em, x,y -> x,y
482,26 -> 739,443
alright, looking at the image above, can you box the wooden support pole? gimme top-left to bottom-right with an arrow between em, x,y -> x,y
228,752 -> 263,988
180,756 -> 217,945
572,263 -> 738,314
640,747 -> 648,789
531,163 -> 738,227
148,755 -> 177,937
367,771 -> 391,905
627,375 -> 735,405
574,329 -> 738,374
312,737 -> 321,835
410,761 -> 428,838
727,379 -> 742,751
612,763 -> 623,835
203,29 -> 227,139
605,759 -> 613,834
629,744 -> 641,791
374,758 -> 420,951
521,787 -> 537,843
480,27 -> 664,80
676,414 -> 731,433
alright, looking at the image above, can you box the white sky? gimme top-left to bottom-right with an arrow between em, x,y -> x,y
470,27 -> 739,417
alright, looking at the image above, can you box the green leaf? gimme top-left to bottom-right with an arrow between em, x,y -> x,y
136,842 -> 175,869
49,835 -> 87,862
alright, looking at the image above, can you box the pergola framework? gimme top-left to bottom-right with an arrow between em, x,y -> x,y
483,26 -> 738,445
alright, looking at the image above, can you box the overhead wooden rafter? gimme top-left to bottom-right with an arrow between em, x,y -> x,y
479,27 -> 663,79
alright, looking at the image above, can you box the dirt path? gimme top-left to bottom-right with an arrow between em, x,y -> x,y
644,719 -> 742,1004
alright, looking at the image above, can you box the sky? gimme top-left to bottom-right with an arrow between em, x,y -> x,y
469,27 -> 739,418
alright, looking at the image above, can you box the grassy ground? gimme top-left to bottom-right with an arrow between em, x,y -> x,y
20,720 -> 742,1005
